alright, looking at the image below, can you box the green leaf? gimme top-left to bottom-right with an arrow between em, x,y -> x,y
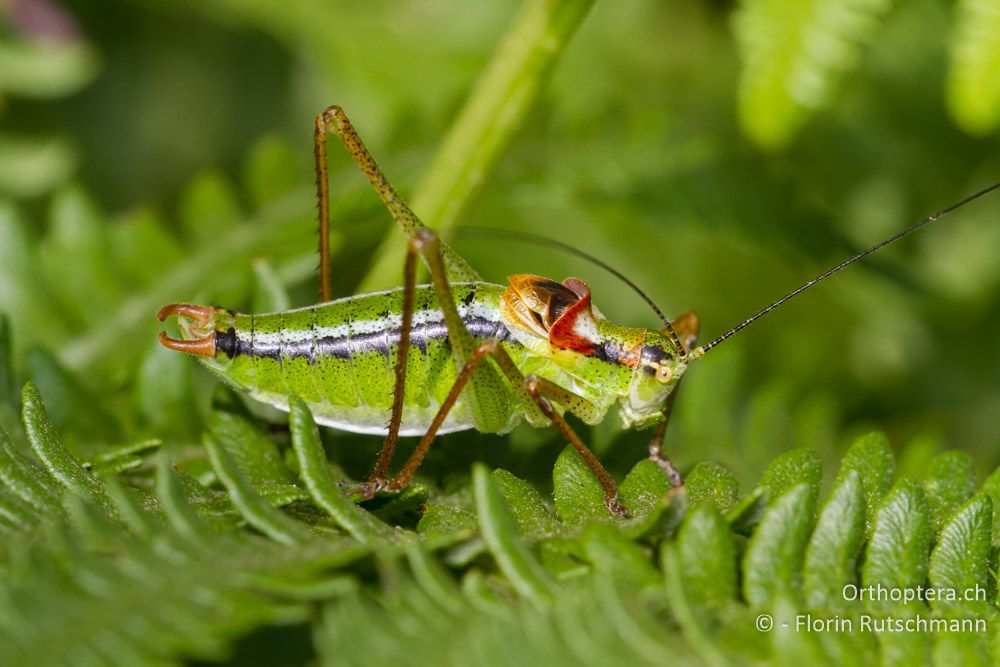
837,431 -> 894,534
207,410 -> 299,492
472,463 -> 555,605
492,468 -> 556,537
404,542 -> 464,614
0,204 -> 68,347
243,135 -> 304,208
155,457 -> 216,544
110,207 -> 184,286
133,337 -> 196,434
20,382 -> 110,512
0,485 -> 43,531
733,0 -> 892,149
417,502 -> 477,536
726,487 -> 767,535
760,448 -> 822,500
580,522 -> 659,589
87,439 -> 159,477
802,470 -> 866,609
202,433 -> 314,546
928,494 -> 992,616
862,479 -> 932,611
104,478 -> 160,537
552,445 -> 606,525
861,479 -> 935,663
0,135 -> 77,198
731,448 -> 822,533
674,502 -> 738,610
0,314 -> 14,408
742,482 -> 817,608
978,466 -> 1000,546
179,168 -> 243,245
922,450 -> 976,534
617,458 -> 671,523
40,186 -> 123,326
934,636 -> 991,667
537,537 -> 588,581
661,541 -> 741,666
288,396 -> 394,543
0,424 -> 62,515
947,0 -> 1000,135
251,259 -> 292,313
26,348 -> 121,444
685,461 -> 740,514
363,483 -> 429,525
0,38 -> 98,98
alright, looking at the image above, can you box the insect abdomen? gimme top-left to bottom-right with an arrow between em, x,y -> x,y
211,283 -> 517,435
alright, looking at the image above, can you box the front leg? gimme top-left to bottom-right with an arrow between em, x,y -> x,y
647,379 -> 684,488
524,375 -> 627,516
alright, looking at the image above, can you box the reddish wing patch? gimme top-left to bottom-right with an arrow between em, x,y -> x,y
501,274 -> 600,355
547,280 -> 597,354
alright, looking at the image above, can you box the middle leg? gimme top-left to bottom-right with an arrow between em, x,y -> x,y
350,235 -> 421,500
647,379 -> 684,488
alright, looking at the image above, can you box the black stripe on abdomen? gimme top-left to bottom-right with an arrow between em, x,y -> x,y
217,316 -> 514,361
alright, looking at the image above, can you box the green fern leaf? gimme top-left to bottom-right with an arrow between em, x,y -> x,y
742,482 -> 817,608
802,470 -> 865,609
947,0 -> 1000,135
4,378 -> 1000,666
733,0 -> 892,148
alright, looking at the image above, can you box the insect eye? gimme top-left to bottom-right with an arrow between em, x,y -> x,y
655,364 -> 673,384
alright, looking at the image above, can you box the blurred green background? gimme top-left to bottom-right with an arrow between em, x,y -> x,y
2,0 -> 1000,494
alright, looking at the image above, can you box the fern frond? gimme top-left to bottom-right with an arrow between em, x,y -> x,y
947,0 -> 1000,135
733,0 -> 892,148
0,395 -> 370,665
1,380 -> 998,664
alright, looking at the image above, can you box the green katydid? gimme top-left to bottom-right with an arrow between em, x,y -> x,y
157,105 -> 1000,515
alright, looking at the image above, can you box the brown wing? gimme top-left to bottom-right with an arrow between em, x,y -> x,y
502,274 -> 599,354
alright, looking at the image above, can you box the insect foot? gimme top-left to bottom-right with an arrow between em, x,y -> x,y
648,445 -> 684,488
348,478 -> 394,502
605,496 -> 628,517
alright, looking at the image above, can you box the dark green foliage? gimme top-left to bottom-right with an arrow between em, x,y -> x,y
1,387 -> 998,665
802,471 -> 866,610
838,431 -> 895,535
671,502 -> 737,611
923,450 -> 977,534
684,461 -> 740,514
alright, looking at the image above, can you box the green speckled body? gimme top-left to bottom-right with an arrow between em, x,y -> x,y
199,284 -> 506,435
193,281 -> 679,436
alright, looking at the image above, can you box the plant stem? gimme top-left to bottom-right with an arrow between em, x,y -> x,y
359,0 -> 596,290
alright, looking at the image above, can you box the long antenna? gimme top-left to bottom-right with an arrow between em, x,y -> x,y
692,181 -> 1000,358
456,227 -> 688,354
